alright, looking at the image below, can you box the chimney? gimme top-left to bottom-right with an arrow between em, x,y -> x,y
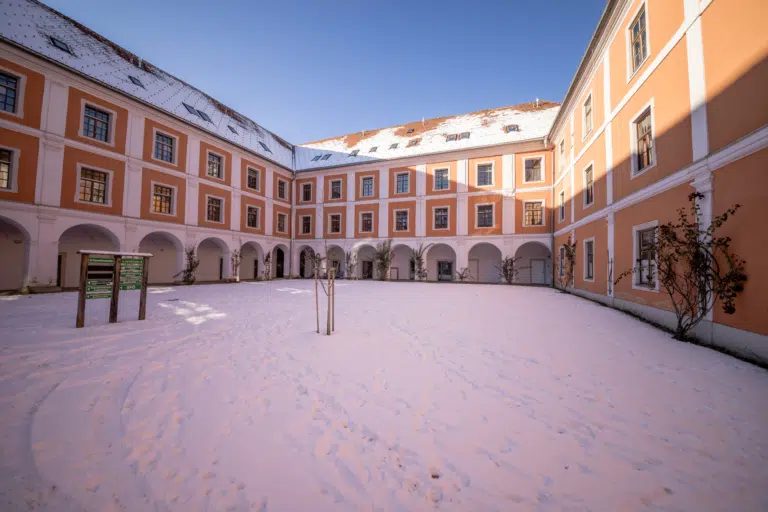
535,97 -> 540,108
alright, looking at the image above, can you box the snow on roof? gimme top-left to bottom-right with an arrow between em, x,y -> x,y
0,0 -> 294,169
295,101 -> 560,171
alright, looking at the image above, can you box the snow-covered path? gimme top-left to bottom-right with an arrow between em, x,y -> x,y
0,281 -> 766,511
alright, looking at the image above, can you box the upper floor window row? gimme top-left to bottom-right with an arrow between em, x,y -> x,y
0,72 -> 18,114
446,132 -> 470,142
83,105 -> 110,143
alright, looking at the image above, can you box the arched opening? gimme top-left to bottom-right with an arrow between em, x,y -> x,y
240,241 -> 263,280
197,237 -> 229,282
138,232 -> 183,285
273,245 -> 287,278
57,224 -> 120,289
0,216 -> 30,292
391,244 -> 414,280
426,243 -> 456,282
356,244 -> 376,279
299,246 -> 315,278
468,242 -> 503,284
515,241 -> 552,285
326,245 -> 346,278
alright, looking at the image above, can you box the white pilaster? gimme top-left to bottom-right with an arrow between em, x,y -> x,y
315,206 -> 324,239
187,137 -> 200,178
686,16 -> 709,161
123,163 -> 142,218
126,112 -> 144,159
231,190 -> 241,232
569,114 -> 576,223
456,239 -> 469,273
456,159 -> 468,193
346,204 -> 355,238
31,213 -> 59,287
379,202 -> 388,236
316,176 -> 324,204
186,179 -> 198,226
346,170 -> 355,200
692,173 -> 714,320
37,139 -> 65,207
43,80 -> 68,136
265,169 -> 274,200
415,198 -> 426,237
501,154 -> 514,190
607,212 -> 615,297
603,51 -> 614,205
457,196 -> 468,236
502,194 -> 515,234
231,155 -> 242,190
265,199 -> 273,236
415,164 -> 426,196
379,169 -> 389,198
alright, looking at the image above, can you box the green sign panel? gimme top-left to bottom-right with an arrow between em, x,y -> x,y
85,278 -> 113,299
88,255 -> 115,265
86,291 -> 112,299
119,258 -> 144,291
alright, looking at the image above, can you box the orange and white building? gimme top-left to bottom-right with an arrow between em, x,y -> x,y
0,0 -> 766,355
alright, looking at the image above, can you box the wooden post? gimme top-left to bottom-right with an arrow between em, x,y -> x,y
326,268 -> 331,336
109,256 -> 121,324
314,267 -> 320,334
138,255 -> 150,321
76,253 -> 89,328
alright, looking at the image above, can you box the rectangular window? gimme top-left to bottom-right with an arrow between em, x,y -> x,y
361,176 -> 374,197
247,167 -> 260,190
301,215 -> 311,234
559,140 -> 565,170
79,168 -> 108,204
151,184 -> 173,214
329,214 -> 341,234
559,191 -> 565,221
583,94 -> 593,136
477,204 -> 493,228
154,132 -> 175,163
395,210 -> 408,231
524,201 -> 543,226
83,105 -> 110,143
206,196 -> 222,222
434,169 -> 449,190
0,72 -> 18,113
559,247 -> 565,277
434,207 -> 448,230
585,240 -> 594,280
477,164 -> 493,186
302,183 -> 312,202
584,165 -> 594,206
0,149 -> 12,189
330,180 -> 342,199
277,179 -> 287,200
277,213 -> 287,233
247,206 -> 260,228
360,212 -> 373,233
635,109 -> 654,173
630,7 -> 648,73
396,173 -> 409,194
524,158 -> 543,183
637,227 -> 656,286
207,152 -> 223,179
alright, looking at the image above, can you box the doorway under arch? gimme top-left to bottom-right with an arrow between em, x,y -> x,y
57,224 -> 120,289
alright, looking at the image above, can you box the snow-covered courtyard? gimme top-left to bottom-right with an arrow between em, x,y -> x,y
0,280 -> 766,511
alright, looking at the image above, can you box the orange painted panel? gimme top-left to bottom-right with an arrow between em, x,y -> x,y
468,155 -> 502,192
294,207 -> 316,239
197,183 -> 231,230
272,203 -> 291,238
139,168 -> 186,224
295,176 -> 316,205
355,203 -> 379,239
323,173 -> 347,203
240,195 -> 265,234
388,200 -> 415,238
323,205 -> 346,239
425,197 -> 457,237
272,172 -> 292,204
426,161 -> 457,196
574,219 -> 608,296
143,118 -> 188,173
574,62 -> 604,157
0,57 -> 44,129
198,141 -> 232,186
241,158 -> 266,196
0,128 -> 38,204
515,191 -> 550,234
354,170 -> 379,201
515,150 -> 552,188
554,174 -> 571,228
467,194 -> 502,236
389,167 -> 416,198
60,146 -> 125,216
65,88 -> 128,155
574,132 -> 607,222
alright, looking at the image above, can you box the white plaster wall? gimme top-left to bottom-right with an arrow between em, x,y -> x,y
0,221 -> 26,291
58,227 -> 119,288
139,234 -> 180,284
357,246 -> 376,279
239,244 -> 261,280
197,240 -> 224,282
390,246 -> 412,280
468,243 -> 502,284
515,242 -> 552,285
426,244 -> 456,281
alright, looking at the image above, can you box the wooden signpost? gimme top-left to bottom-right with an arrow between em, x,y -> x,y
76,250 -> 152,328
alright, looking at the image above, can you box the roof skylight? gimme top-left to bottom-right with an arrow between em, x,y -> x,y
321,153 -> 332,160
48,36 -> 72,55
197,110 -> 212,123
459,132 -> 470,140
350,150 -> 360,157
129,76 -> 144,88
259,142 -> 273,153
390,143 -> 399,149
504,124 -> 520,133
406,139 -> 420,148
182,103 -> 199,116
370,147 -> 378,152
228,125 -> 238,134
311,155 -> 322,162
446,134 -> 458,142
406,129 -> 415,134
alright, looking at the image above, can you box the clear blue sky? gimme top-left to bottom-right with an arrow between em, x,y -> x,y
45,0 -> 607,144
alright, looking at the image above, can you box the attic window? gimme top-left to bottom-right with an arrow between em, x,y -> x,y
370,146 -> 378,152
406,129 -> 415,134
311,155 -> 322,162
350,150 -> 360,157
228,125 -> 238,134
406,139 -> 420,148
321,154 -> 332,160
259,141 -> 273,153
504,124 -> 520,133
182,103 -> 199,116
197,110 -> 212,123
459,132 -> 470,140
390,143 -> 399,149
49,36 -> 72,55
446,134 -> 458,142
129,76 -> 144,88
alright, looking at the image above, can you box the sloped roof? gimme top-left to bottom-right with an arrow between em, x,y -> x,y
295,101 -> 559,171
0,0 -> 294,168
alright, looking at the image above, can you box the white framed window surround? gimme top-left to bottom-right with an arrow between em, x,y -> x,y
522,155 -> 545,184
74,163 -> 113,207
204,193 -> 226,224
328,178 -> 343,200
300,182 -> 313,203
246,166 -> 261,192
558,139 -> 566,172
625,1 -> 651,83
327,213 -> 342,234
558,190 -> 566,223
276,212 -> 288,233
394,172 -> 410,194
474,203 -> 495,229
359,175 -> 375,198
393,209 -> 409,232
79,98 -> 117,147
359,211 -> 374,233
205,149 -> 226,180
432,168 -> 450,191
582,160 -> 595,209
581,90 -> 593,141
0,65 -> 27,119
558,246 -> 566,278
276,177 -> 288,200
629,98 -> 657,179
475,162 -> 495,187
632,220 -> 659,292
522,199 -> 546,227
246,205 -> 261,229
149,180 -> 178,217
432,205 -> 450,231
299,214 -> 312,234
0,144 -> 21,193
582,237 -> 595,282
152,128 -> 178,165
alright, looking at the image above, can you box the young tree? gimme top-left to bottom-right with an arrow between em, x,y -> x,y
410,242 -> 432,281
497,255 -> 521,284
616,192 -> 747,340
174,246 -> 200,285
262,252 -> 272,281
311,249 -> 327,279
374,239 -> 394,281
345,250 -> 357,280
455,267 -> 472,283
230,249 -> 241,282
556,237 -> 576,291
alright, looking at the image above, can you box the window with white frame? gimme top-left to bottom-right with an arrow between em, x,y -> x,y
630,6 -> 648,74
477,204 -> 493,228
330,179 -> 342,199
524,158 -> 543,183
83,105 -> 110,143
329,214 -> 342,234
277,179 -> 287,200
151,184 -> 173,214
584,239 -> 594,280
302,183 -> 312,202
559,191 -> 565,221
477,164 -> 493,186
523,201 -> 543,226
207,152 -> 223,179
79,168 -> 108,204
247,167 -> 260,191
584,165 -> 594,206
395,210 -> 408,231
0,72 -> 19,113
559,140 -> 565,170
206,196 -> 223,222
361,176 -> 374,197
0,148 -> 12,190
634,108 -> 654,174
559,246 -> 565,277
154,132 -> 175,163
636,226 -> 656,286
247,206 -> 260,228
276,213 -> 287,233
583,94 -> 593,137
396,173 -> 409,194
360,212 -> 373,233
434,168 -> 449,190
301,215 -> 312,234
434,207 -> 448,230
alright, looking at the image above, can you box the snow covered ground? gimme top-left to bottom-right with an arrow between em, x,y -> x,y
0,280 -> 766,511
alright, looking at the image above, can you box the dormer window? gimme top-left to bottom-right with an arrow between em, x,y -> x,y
259,141 -> 273,153
504,124 -> 520,133
49,36 -> 73,55
406,128 -> 415,134
370,146 -> 378,152
321,153 -> 332,160
311,155 -> 322,162
459,132 -> 470,140
129,76 -> 144,88
228,125 -> 238,134
197,110 -> 212,123
350,149 -> 359,157
389,143 -> 399,149
446,134 -> 458,142
406,139 -> 420,148
182,103 -> 199,116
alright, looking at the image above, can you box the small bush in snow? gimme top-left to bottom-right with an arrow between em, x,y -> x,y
175,246 -> 200,285
262,252 -> 272,281
230,249 -> 241,282
455,267 -> 472,283
497,255 -> 521,284
374,240 -> 394,281
410,243 -> 432,281
345,251 -> 357,280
